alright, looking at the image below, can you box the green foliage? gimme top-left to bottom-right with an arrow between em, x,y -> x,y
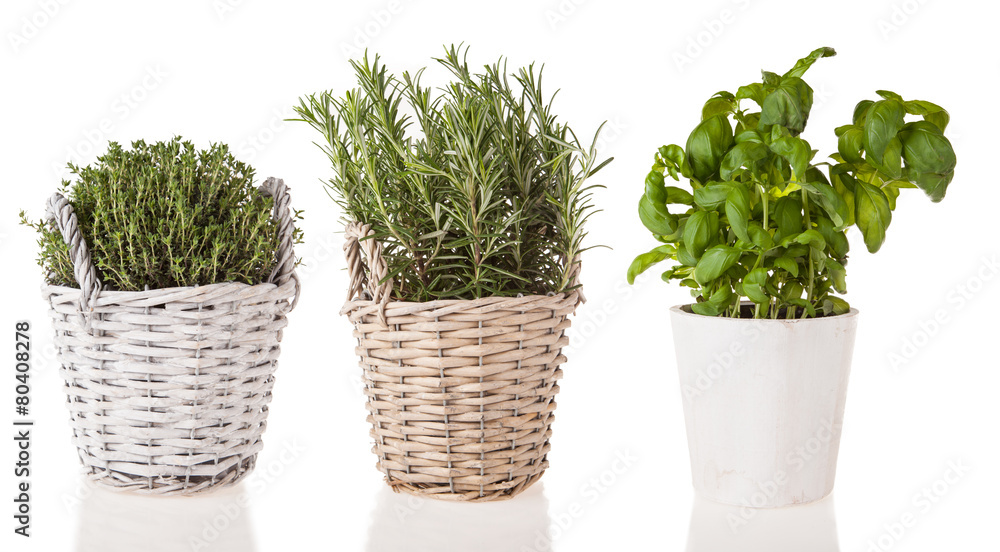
294,45 -> 610,301
628,47 -> 957,319
21,137 -> 301,291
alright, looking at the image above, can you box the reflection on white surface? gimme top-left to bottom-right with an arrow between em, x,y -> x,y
686,493 -> 839,552
367,484 -> 552,552
75,482 -> 256,552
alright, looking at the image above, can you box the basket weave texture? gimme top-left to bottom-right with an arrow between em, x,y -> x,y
340,222 -> 582,502
42,177 -> 299,495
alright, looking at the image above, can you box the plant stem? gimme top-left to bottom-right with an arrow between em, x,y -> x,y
802,189 -> 814,318
760,184 -> 769,232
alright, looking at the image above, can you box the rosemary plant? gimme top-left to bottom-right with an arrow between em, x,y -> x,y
294,45 -> 611,302
22,137 -> 302,291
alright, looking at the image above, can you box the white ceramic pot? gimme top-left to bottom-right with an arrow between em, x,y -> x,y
670,304 -> 859,508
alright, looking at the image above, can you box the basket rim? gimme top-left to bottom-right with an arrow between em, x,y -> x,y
42,278 -> 297,310
343,288 -> 582,308
340,289 -> 582,323
42,278 -> 292,295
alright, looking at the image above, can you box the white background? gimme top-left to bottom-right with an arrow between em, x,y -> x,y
2,0 -> 998,550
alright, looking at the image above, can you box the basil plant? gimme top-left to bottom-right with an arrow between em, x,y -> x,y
628,47 -> 957,318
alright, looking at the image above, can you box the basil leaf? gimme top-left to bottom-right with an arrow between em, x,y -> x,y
743,267 -> 770,304
720,141 -> 770,180
736,83 -> 765,106
638,195 -> 677,235
801,181 -> 850,229
686,115 -> 734,182
694,245 -> 742,285
645,168 -> 695,206
747,221 -> 775,250
703,93 -> 735,121
908,170 -> 954,204
822,296 -> 851,316
694,181 -> 736,210
903,99 -> 944,116
794,229 -> 826,250
760,77 -> 813,134
664,186 -> 695,205
658,144 -> 693,179
773,197 -> 802,241
825,258 -> 847,293
725,185 -> 752,243
815,217 -> 849,258
676,242 -> 699,267
904,99 -> 950,131
837,126 -> 865,164
782,281 -> 804,301
863,99 -> 905,165
855,180 -> 892,253
876,90 -> 904,102
691,288 -> 730,316
853,100 -> 874,126
924,111 -> 950,133
773,255 -> 799,278
644,170 -> 667,203
683,210 -> 718,260
872,136 -> 903,180
769,135 -> 812,179
898,121 -> 957,202
783,47 -> 836,79
627,244 -> 676,284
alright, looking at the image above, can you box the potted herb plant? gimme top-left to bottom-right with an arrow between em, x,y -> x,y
294,45 -> 610,501
627,47 -> 956,507
22,137 -> 301,495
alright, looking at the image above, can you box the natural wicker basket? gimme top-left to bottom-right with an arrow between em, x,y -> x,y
41,177 -> 299,495
340,222 -> 583,502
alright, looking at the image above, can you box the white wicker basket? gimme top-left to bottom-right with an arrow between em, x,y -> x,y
42,177 -> 299,495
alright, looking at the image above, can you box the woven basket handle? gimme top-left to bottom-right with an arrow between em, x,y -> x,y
45,178 -> 301,312
260,177 -> 301,310
340,221 -> 584,318
567,254 -> 586,306
45,193 -> 102,314
343,221 -> 392,323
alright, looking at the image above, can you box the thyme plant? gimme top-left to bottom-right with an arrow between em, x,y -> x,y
22,137 -> 301,291
294,45 -> 611,302
628,47 -> 957,318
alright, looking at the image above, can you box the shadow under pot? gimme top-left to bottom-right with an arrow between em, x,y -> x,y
670,304 -> 859,508
42,177 -> 300,495
341,222 -> 583,502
